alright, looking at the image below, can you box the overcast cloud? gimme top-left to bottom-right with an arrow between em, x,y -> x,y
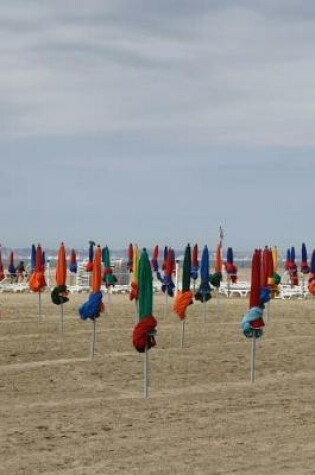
1,0 -> 315,252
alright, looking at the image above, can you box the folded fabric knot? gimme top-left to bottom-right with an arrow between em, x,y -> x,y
129,282 -> 138,301
301,262 -> 310,274
51,285 -> 69,305
173,290 -> 193,320
69,263 -> 77,273
133,315 -> 157,353
195,282 -> 211,302
79,291 -> 104,320
241,306 -> 264,338
210,272 -> 222,288
29,271 -> 46,292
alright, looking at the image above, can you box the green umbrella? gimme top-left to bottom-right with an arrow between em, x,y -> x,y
132,248 -> 157,399
173,244 -> 193,348
182,244 -> 191,292
138,249 -> 153,320
102,246 -> 117,287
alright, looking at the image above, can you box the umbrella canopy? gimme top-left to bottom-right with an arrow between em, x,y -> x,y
51,242 -> 69,305
55,243 -> 67,287
310,250 -> 315,275
127,243 -> 133,272
132,249 -> 157,352
272,246 -> 278,272
69,249 -> 77,273
92,246 -> 102,293
288,246 -> 298,285
241,249 -> 266,338
86,241 -> 95,272
173,244 -> 193,319
225,247 -> 237,283
191,244 -> 199,281
0,246 -> 4,281
151,245 -> 159,272
102,246 -> 117,287
79,245 -> 104,320
195,245 -> 211,302
31,244 -> 36,273
301,243 -> 310,274
130,244 -> 139,300
8,250 -> 16,275
158,248 -> 175,297
284,248 -> 291,270
215,244 -> 222,273
162,246 -> 168,270
29,244 -> 46,292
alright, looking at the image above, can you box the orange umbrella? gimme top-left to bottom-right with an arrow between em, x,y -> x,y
29,244 -> 46,321
56,242 -> 67,287
215,244 -> 222,273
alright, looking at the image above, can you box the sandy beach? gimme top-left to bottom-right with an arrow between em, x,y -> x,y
0,289 -> 315,474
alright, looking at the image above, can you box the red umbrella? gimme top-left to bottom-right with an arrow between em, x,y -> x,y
151,245 -> 159,272
127,243 -> 133,273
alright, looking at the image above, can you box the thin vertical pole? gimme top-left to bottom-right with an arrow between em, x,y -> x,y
251,332 -> 256,383
144,343 -> 149,399
181,319 -> 185,349
89,319 -> 96,360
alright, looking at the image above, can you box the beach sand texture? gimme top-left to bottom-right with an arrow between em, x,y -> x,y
0,290 -> 315,474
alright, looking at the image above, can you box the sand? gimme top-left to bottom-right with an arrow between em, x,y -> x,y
0,289 -> 315,474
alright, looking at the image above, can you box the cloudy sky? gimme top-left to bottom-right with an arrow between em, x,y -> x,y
1,0 -> 315,252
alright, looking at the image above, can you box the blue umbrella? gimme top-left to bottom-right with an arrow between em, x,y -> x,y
31,244 -> 36,272
290,246 -> 295,263
195,245 -> 211,303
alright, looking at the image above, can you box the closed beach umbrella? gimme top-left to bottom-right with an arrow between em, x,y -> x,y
195,245 -> 211,303
173,244 -> 193,348
132,248 -> 157,398
225,247 -> 237,283
241,249 -> 270,382
289,246 -> 298,285
301,243 -> 310,274
69,249 -> 77,273
102,246 -> 117,288
215,243 -> 222,273
51,242 -> 69,336
8,251 -> 16,276
29,244 -> 47,321
127,243 -> 133,273
79,245 -> 104,359
284,248 -> 291,271
31,244 -> 36,273
86,241 -> 95,273
191,244 -> 199,282
130,244 -> 139,301
173,245 -> 192,317
29,244 -> 46,293
151,245 -> 159,272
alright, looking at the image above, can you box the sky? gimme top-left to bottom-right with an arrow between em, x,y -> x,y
1,0 -> 315,252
